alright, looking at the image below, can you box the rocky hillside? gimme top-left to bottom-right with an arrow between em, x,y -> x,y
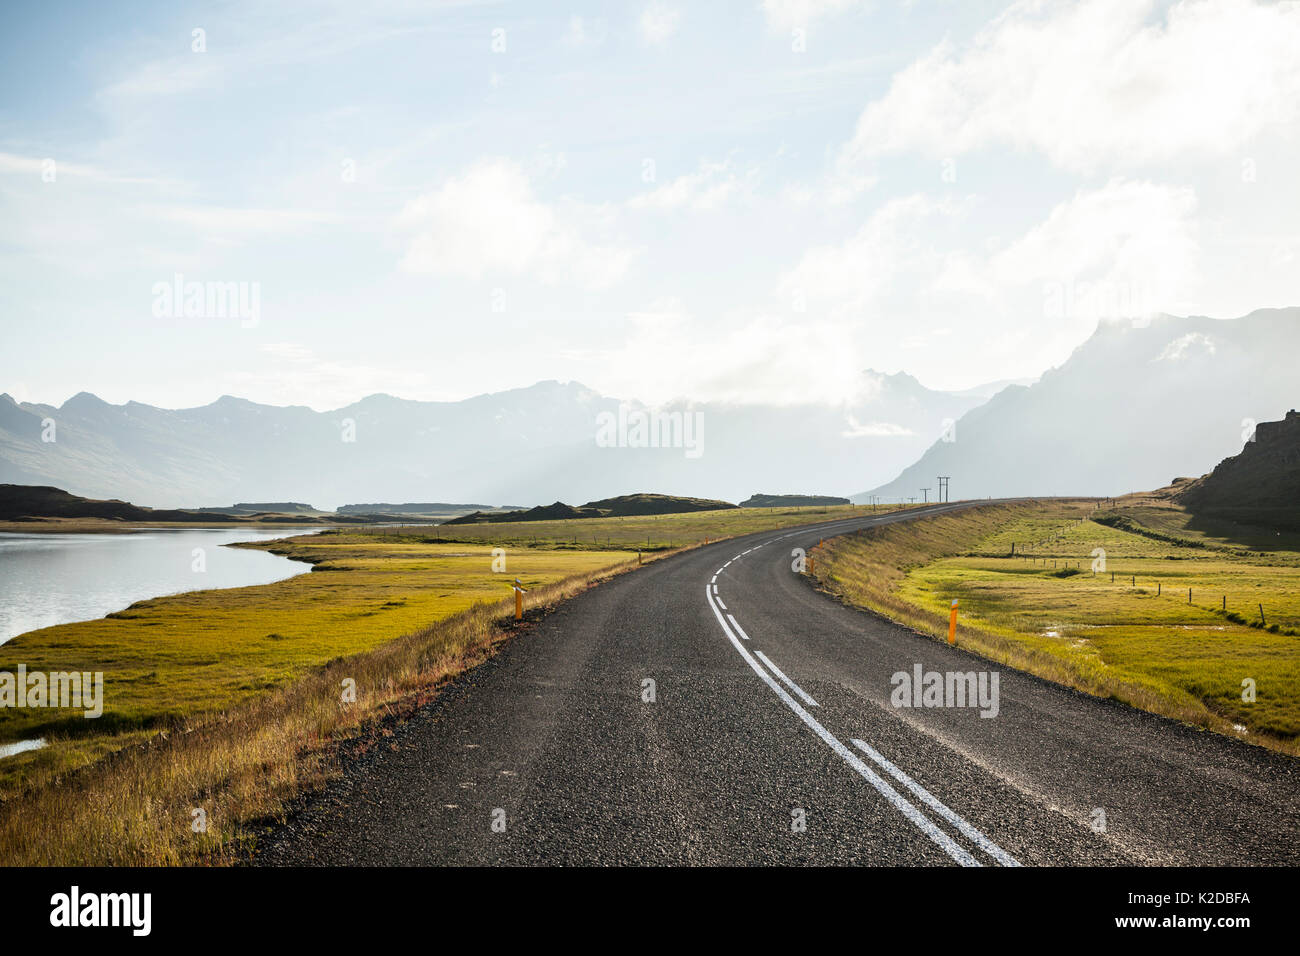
1177,410 -> 1300,530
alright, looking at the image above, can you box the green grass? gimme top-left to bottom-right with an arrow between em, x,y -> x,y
375,502 -> 908,551
0,536 -> 627,794
815,500 -> 1300,752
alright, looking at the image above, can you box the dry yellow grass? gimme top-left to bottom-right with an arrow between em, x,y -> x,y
0,555 -> 642,865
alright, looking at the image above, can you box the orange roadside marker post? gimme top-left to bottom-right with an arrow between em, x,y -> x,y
948,599 -> 959,644
513,578 -> 527,620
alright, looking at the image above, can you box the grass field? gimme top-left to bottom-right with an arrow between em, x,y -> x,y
0,503 -> 883,864
814,499 -> 1300,752
377,501 -> 901,550
0,536 -> 629,792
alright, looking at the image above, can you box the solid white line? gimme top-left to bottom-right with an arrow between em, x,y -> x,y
703,585 -> 979,867
754,651 -> 819,707
725,613 -> 751,641
851,739 -> 1020,867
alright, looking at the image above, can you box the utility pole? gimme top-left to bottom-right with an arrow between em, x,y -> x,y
937,476 -> 951,503
921,488 -> 930,503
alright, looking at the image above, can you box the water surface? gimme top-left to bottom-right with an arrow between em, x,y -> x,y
0,527 -> 323,645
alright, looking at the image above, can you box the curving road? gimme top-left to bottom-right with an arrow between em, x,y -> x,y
256,503 -> 1300,866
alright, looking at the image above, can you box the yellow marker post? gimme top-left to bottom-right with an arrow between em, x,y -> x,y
948,599 -> 959,644
809,556 -> 815,576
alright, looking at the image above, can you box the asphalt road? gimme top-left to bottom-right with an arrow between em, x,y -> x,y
256,503 -> 1300,866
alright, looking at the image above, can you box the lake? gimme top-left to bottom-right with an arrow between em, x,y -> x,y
0,527 -> 324,645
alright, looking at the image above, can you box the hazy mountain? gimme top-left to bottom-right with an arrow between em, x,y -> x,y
858,308 -> 1300,502
0,373 -> 994,509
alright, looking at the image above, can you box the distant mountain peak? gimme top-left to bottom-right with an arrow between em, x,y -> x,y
61,391 -> 110,409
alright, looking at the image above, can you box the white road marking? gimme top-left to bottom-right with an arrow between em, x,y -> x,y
754,651 -> 819,707
711,575 -> 717,584
716,597 -> 727,610
704,584 -> 980,867
850,739 -> 1020,867
726,613 -> 751,641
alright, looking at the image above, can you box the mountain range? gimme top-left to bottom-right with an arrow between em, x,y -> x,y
3,308 -> 1295,509
0,371 -> 995,509
859,307 -> 1299,502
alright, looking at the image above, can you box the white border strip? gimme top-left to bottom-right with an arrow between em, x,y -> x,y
850,739 -> 1020,867
704,584 -> 979,867
754,650 -> 820,708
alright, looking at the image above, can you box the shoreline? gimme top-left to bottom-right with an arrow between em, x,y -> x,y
0,519 -> 383,534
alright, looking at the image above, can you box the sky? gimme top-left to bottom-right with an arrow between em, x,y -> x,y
1,0 -> 1297,411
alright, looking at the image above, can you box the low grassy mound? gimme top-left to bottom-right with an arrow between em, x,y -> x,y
443,501 -> 598,524
443,492 -> 736,525
741,493 -> 850,508
582,493 -> 736,516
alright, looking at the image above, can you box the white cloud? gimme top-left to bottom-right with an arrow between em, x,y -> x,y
772,176 -> 1207,391
628,160 -> 757,211
782,179 -> 1199,326
232,343 -> 431,409
587,302 -> 866,405
990,179 -> 1200,323
397,159 -> 632,290
1154,331 -> 1216,362
841,415 -> 913,438
839,0 -> 1300,173
761,0 -> 868,31
639,4 -> 681,44
778,194 -> 960,313
0,151 -> 171,186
